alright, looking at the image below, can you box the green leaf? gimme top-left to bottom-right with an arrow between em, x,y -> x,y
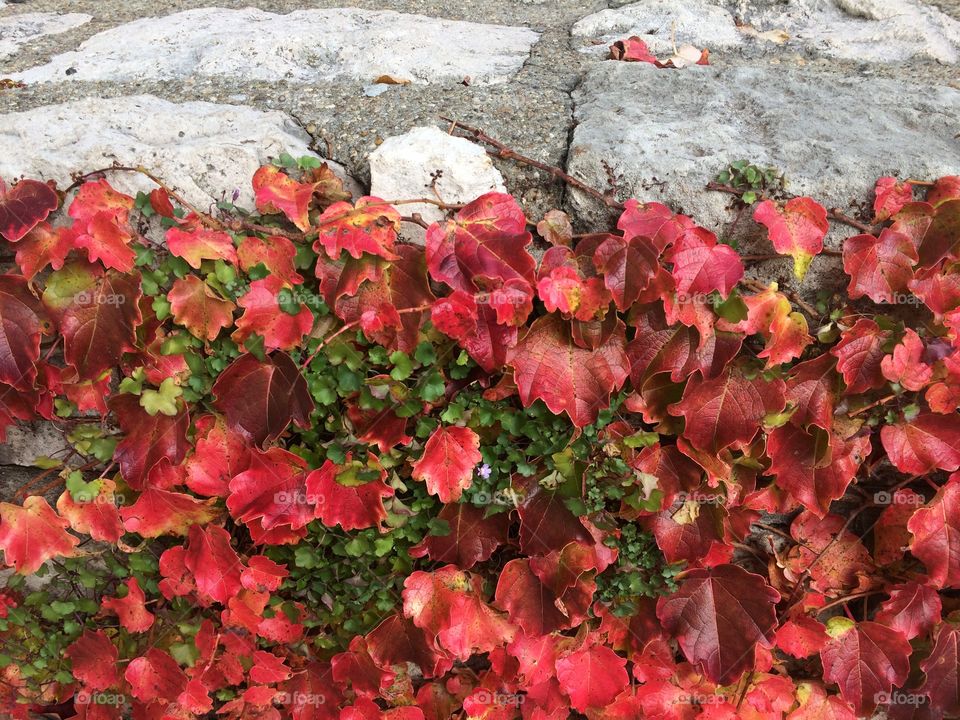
389,351 -> 413,381
139,377 -> 183,416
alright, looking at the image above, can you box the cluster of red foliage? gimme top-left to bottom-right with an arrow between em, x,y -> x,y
0,166 -> 959,720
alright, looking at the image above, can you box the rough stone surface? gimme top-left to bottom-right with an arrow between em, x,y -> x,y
15,7 -> 540,86
0,11 -> 90,61
572,0 -> 744,53
0,423 -> 67,468
0,94 -> 361,208
369,126 -> 507,243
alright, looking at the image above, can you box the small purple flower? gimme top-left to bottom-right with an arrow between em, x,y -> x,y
231,188 -> 241,203
477,463 -> 492,480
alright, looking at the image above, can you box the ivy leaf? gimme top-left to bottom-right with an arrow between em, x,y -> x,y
139,376 -> 183,416
167,275 -> 236,341
874,581 -> 941,640
881,413 -> 960,476
110,393 -> 190,489
873,177 -> 913,222
0,274 -> 48,390
669,364 -> 786,454
166,221 -> 238,269
314,196 -> 400,260
907,472 -> 960,588
753,197 -> 828,280
555,641 -> 628,713
120,486 -> 219,538
211,351 -> 314,446
785,353 -> 840,432
65,630 -> 119,691
56,477 -> 123,543
843,229 -> 918,303
880,328 -> 933,391
14,222 -> 73,280
510,313 -> 629,428
917,198 -> 960,268
410,503 -> 509,569
657,564 -> 780,684
829,318 -> 889,395
919,623 -> 960,716
668,227 -> 744,299
306,456 -> 394,532
124,648 -> 188,704
183,524 -> 244,605
232,275 -> 314,351
227,446 -> 316,532
100,577 -> 154,633
0,178 -> 58,242
253,165 -> 317,232
44,263 -> 143,381
365,614 -> 453,680
724,283 -> 811,367
617,199 -> 691,251
237,234 -> 304,285
183,414 -> 253,497
819,619 -> 911,716
411,425 -> 481,503
401,565 -> 515,661
0,496 -> 80,574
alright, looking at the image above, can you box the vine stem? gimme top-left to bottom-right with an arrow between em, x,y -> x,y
848,393 -> 898,418
299,302 -> 435,369
815,590 -> 885,616
441,116 -> 624,210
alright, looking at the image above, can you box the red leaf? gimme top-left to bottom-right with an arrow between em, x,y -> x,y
410,503 -> 509,569
211,351 -> 313,446
0,178 -> 58,242
775,615 -> 829,659
184,414 -> 253,496
227,446 -> 316,532
907,473 -> 960,588
726,284 -> 811,367
517,487 -> 591,556
65,630 -> 119,691
306,456 -> 394,531
789,682 -> 857,720
843,229 -> 918,303
494,557 -> 585,635
919,623 -> 960,716
873,177 -> 914,222
430,290 -> 478,341
669,364 -> 786,454
881,328 -> 932,391
0,496 -> 79,574
124,648 -> 188,703
820,619 -> 911,715
365,614 -> 452,679
120,486 -> 219,538
167,275 -> 235,341
45,264 -> 143,381
402,565 -> 515,661
314,196 -> 400,260
917,198 -> 960,268
100,577 -> 154,633
253,165 -> 317,232
754,197 -> 828,280
536,245 -> 611,322
881,412 -> 960,476
829,318 -> 889,395
555,642 -> 628,713
166,221 -> 238,270
657,564 -> 780,684
874,581 -> 941,640
56,478 -> 123,543
14,222 -> 72,280
668,227 -> 743,299
510,313 -> 629,428
237,234 -> 304,285
0,275 -> 48,390
109,393 -> 189,489
609,36 -> 658,63
183,524 -> 243,605
787,511 -> 874,596
617,200 -> 691,251
232,275 -> 314,351
411,425 -> 481,503
785,353 -> 839,432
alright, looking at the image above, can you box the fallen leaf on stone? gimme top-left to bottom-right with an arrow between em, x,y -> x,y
374,74 -> 410,85
738,24 -> 789,44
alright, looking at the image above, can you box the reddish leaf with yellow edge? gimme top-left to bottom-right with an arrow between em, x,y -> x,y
65,630 -> 120,691
881,412 -> 960,476
253,165 -> 316,232
830,318 -> 889,395
402,564 -> 515,661
166,220 -> 238,269
183,523 -> 244,605
314,196 -> 400,261
789,683 -> 857,720
411,425 -> 481,503
669,364 -> 786,454
721,283 -> 811,367
555,641 -> 628,713
754,197 -> 828,280
14,222 -> 72,280
120,486 -> 220,538
306,455 -> 394,531
56,478 -> 123,543
907,472 -> 960,588
211,351 -> 313,446
819,619 -> 911,716
101,577 -> 154,633
110,393 -> 189,489
843,229 -> 918,303
237,234 -> 304,285
0,496 -> 79,574
657,564 -> 780,684
880,328 -> 932,391
0,178 -> 58,242
167,275 -> 236,341
510,313 -> 629,428
232,275 -> 314,351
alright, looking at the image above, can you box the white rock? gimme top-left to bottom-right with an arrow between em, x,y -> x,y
0,12 -> 90,61
0,422 -> 66,468
369,126 -> 507,244
566,62 -> 960,235
0,95 -> 361,209
572,0 -> 743,53
745,0 -> 960,64
15,7 -> 539,86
